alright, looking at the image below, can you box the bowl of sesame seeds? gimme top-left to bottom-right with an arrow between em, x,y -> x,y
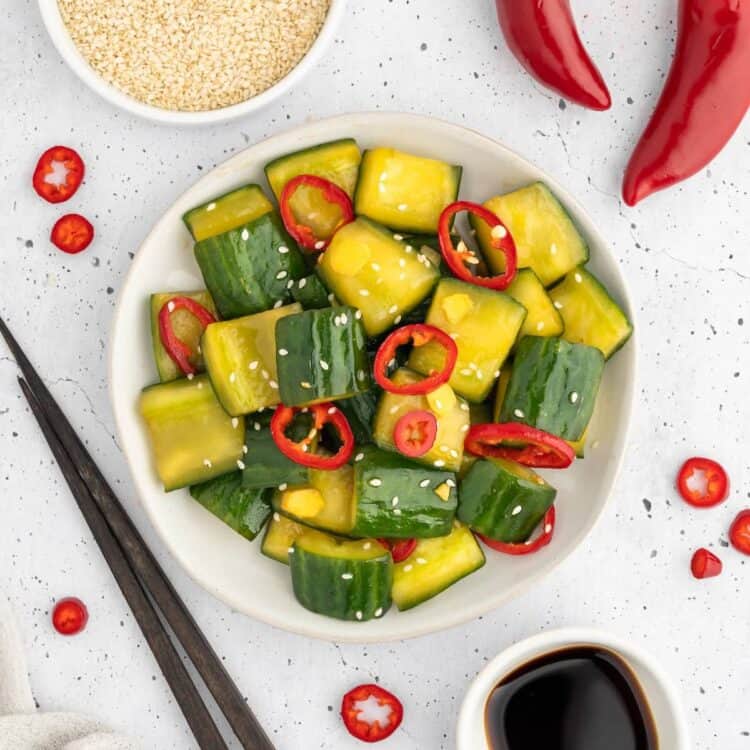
38,0 -> 345,124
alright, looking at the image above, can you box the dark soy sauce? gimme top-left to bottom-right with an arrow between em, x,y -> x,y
485,646 -> 658,750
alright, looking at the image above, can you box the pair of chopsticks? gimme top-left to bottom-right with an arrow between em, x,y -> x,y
0,315 -> 275,750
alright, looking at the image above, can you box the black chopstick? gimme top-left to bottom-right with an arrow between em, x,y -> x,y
18,377 -> 228,750
1,315 -> 274,750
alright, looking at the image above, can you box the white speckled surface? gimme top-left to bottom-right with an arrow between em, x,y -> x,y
1,1 -> 748,748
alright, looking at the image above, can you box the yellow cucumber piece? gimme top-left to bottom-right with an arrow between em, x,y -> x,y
506,269 -> 564,345
295,528 -> 386,561
262,514 -> 305,564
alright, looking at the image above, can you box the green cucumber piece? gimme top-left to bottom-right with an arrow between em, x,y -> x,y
472,182 -> 589,287
265,139 -> 362,242
318,217 -> 439,336
149,291 -> 217,383
194,212 -> 306,319
290,528 -> 392,621
408,277 -> 526,402
372,369 -> 469,472
350,447 -> 458,539
548,266 -> 633,359
506,269 -> 564,346
391,522 -> 485,610
275,306 -> 371,407
290,274 -> 330,310
189,472 -> 271,541
261,513 -> 305,564
500,336 -> 604,441
202,303 -> 302,416
457,458 -> 556,542
139,375 -> 245,491
336,388 -> 380,444
183,184 -> 274,242
491,363 -> 513,423
242,414 -> 311,489
354,148 -> 462,233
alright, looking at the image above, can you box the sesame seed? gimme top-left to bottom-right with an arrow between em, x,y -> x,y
236,459 -> 245,470
167,301 -> 175,313
300,381 -> 312,389
439,445 -> 449,453
459,368 -> 473,376
355,452 -> 364,462
449,449 -> 458,458
229,372 -> 236,383
359,289 -> 370,297
393,234 -> 403,241
278,245 -> 289,254
461,424 -> 469,432
391,496 -> 399,506
403,564 -> 413,572
276,270 -> 288,280
434,459 -> 445,467
269,380 -> 279,389
261,369 -> 270,380
416,557 -> 427,565
554,301 -> 564,309
446,479 -> 456,488
203,458 -> 212,468
550,243 -> 558,255
355,310 -> 362,319
273,512 -> 281,522
328,293 -> 336,303
357,369 -> 366,381
371,263 -> 381,271
273,299 -> 283,308
369,478 -> 382,487
241,228 -> 249,241
389,405 -> 400,415
298,277 -> 307,289
314,240 -> 325,250
491,225 -> 508,240
363,542 -> 371,550
397,203 -> 408,211
253,421 -> 261,431
511,505 -> 523,516
197,381 -> 203,389
278,348 -> 288,356
569,391 -> 579,404
327,406 -> 337,415
374,607 -> 383,617
545,523 -> 553,534
536,321 -> 545,331
419,479 -> 430,488
187,373 -> 194,381
286,279 -> 295,289
340,313 -> 348,324
242,445 -> 248,454
355,610 -> 363,620
341,573 -> 353,580
513,408 -> 525,418
278,483 -> 288,491
231,417 -> 239,429
460,403 -> 470,411
399,258 -> 406,268
394,315 -> 402,324
249,360 -> 259,370
574,272 -> 583,283
206,202 -> 217,212
288,547 -> 295,554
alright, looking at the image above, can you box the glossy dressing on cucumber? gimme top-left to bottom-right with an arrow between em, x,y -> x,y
485,646 -> 658,750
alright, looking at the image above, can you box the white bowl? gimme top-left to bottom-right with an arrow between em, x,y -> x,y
109,112 -> 637,642
457,627 -> 690,749
37,0 -> 347,125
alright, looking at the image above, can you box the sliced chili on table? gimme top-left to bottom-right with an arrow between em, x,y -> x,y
438,201 -> 517,290
377,538 -> 418,564
341,683 -> 403,743
676,457 -> 729,508
52,597 -> 89,635
373,324 -> 457,395
50,213 -> 94,254
477,506 -> 556,556
33,145 -> 85,203
393,409 -> 437,458
690,548 -> 722,579
271,403 -> 354,470
158,296 -> 217,376
729,510 -> 750,556
465,423 -> 575,469
279,174 -> 354,251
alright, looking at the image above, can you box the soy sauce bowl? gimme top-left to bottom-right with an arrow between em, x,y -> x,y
456,627 -> 690,750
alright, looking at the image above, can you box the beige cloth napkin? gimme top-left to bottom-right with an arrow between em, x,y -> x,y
0,596 -> 138,750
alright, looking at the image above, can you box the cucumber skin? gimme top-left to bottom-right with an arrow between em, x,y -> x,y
351,447 -> 458,539
291,274 -> 330,310
194,212 -> 306,319
336,388 -> 380,444
242,418 -> 309,489
275,306 -> 371,407
189,472 -> 272,541
457,459 -> 556,542
290,545 -> 392,621
500,336 -> 604,441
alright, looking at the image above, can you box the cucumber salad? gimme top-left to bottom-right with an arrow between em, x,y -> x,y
139,139 -> 632,622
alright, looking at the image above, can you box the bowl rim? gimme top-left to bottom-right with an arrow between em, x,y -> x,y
36,0 -> 347,125
456,626 -> 691,749
108,111 -> 638,642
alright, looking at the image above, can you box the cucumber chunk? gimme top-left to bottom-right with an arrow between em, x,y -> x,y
506,269 -> 564,345
202,303 -> 302,416
183,184 -> 273,242
139,375 -> 245,491
408,278 -> 526,403
317,218 -> 439,336
290,529 -> 392,621
499,336 -> 604,441
492,363 -> 513,423
373,369 -> 469,472
548,266 -> 633,359
194,212 -> 306,319
189,472 -> 271,541
290,274 -> 331,310
262,513 -> 305,564
350,447 -> 458,539
336,389 -> 380,445
149,290 -> 217,383
458,458 -> 556,542
391,522 -> 485,611
275,306 -> 371,407
265,139 -> 362,242
355,148 -> 462,233
473,182 -> 589,287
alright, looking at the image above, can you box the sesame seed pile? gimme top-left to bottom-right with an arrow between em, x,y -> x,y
57,0 -> 331,112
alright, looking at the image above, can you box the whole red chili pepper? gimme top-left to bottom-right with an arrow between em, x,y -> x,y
496,0 -> 611,111
623,0 -> 750,206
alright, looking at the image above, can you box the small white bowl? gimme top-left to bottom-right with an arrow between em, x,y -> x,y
37,0 -> 347,125
457,627 -> 690,750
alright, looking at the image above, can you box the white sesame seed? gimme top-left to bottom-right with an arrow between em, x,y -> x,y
328,293 -> 336,303
569,391 -> 579,404
231,417 -> 239,429
340,313 -> 348,324
229,372 -> 237,383
359,289 -> 370,297
389,405 -> 400,415
461,424 -> 469,432
397,203 -> 408,211
574,272 -> 583,283
288,547 -> 295,554
167,301 -> 176,313
355,310 -> 362,320
460,403 -> 470,411
187,373 -> 194,381
553,301 -> 564,309
369,478 -> 382,487
341,573 -> 353,580
261,369 -> 270,380
300,381 -> 312,389
371,263 -> 381,272
278,483 -> 288,491
393,234 -> 404,241
439,445 -> 449,453
320,360 -> 329,370
511,505 -> 523,516
327,406 -> 337,415
236,460 -> 245,470
536,321 -> 545,331
314,240 -> 325,250
286,279 -> 294,289
403,564 -> 413,572
273,299 -> 283,308
374,607 -> 383,617
355,452 -> 364,462
459,368 -> 473,376
391,496 -> 399,506
394,315 -> 402,324
434,459 -> 446,467
419,479 -> 430,488
269,380 -> 279,389
206,202 -> 217,212
298,277 -> 307,290
416,557 -> 427,565
278,245 -> 289,254
197,381 -> 203,389
203,458 -> 212,468
399,258 -> 406,268
357,369 -> 366,381
449,449 -> 458,458
491,225 -> 508,240
253,421 -> 261,431
355,610 -> 363,620
249,360 -> 259,370
276,270 -> 288,280
273,513 -> 281,522
545,523 -> 553,534
446,478 -> 456,488
513,408 -> 525,418
240,228 -> 249,241
278,348 -> 288,356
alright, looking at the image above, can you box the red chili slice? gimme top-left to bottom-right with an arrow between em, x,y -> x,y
33,145 -> 85,204
476,506 -> 556,556
271,403 -> 354,470
729,510 -> 750,555
373,324 -> 458,395
50,213 -> 94,254
341,683 -> 403,743
52,597 -> 89,635
158,296 -> 217,376
393,410 -> 437,458
690,547 -> 722,579
438,201 -> 517,290
465,423 -> 575,469
279,174 -> 354,251
676,457 -> 729,508
377,538 -> 418,563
